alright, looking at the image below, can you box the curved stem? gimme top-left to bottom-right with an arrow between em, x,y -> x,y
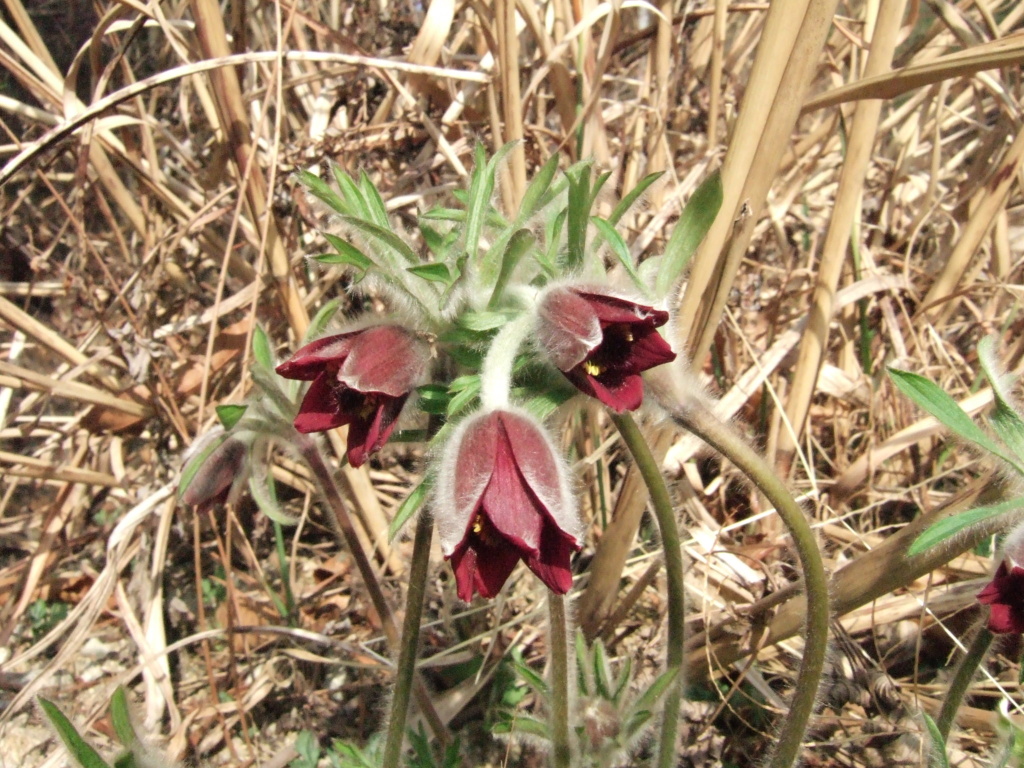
668,401 -> 828,768
548,593 -> 573,768
936,618 -> 993,741
297,433 -> 449,746
382,512 -> 435,766
609,413 -> 685,768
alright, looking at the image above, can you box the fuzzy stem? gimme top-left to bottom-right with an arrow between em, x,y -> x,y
382,512 -> 435,766
667,401 -> 829,768
297,433 -> 449,745
936,619 -> 994,742
480,312 -> 534,409
671,405 -> 831,765
609,413 -> 685,768
549,593 -> 573,768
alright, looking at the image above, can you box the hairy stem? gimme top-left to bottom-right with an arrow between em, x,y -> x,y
382,512 -> 435,765
297,433 -> 449,745
549,593 -> 573,768
609,413 -> 685,768
936,619 -> 993,741
668,401 -> 828,768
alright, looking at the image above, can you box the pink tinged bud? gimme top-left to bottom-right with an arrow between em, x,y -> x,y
276,325 -> 430,467
435,409 -> 582,601
536,286 -> 677,413
182,436 -> 247,512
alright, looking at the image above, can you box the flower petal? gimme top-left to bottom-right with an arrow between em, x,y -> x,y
293,373 -> 352,433
576,290 -> 670,327
480,420 -> 545,554
566,367 -> 644,413
536,287 -> 602,370
450,538 -> 521,601
523,523 -> 576,594
343,393 -> 408,468
339,326 -> 430,396
276,333 -> 358,380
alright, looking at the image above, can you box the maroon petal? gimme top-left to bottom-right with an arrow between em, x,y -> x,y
523,523 -> 577,594
276,333 -> 358,380
339,326 -> 431,397
450,538 -> 522,601
618,328 -> 677,374
343,393 -> 408,468
566,367 -> 644,413
577,291 -> 668,326
293,373 -> 352,433
480,421 -> 545,554
987,602 -> 1024,634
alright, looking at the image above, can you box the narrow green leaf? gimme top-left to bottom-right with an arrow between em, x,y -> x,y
908,496 -> 1024,556
888,368 -> 1022,471
109,687 -> 136,748
419,221 -> 455,260
574,632 -> 591,696
656,169 -> 722,297
590,217 -> 647,296
608,171 -> 664,226
495,714 -> 549,740
296,170 -> 348,215
252,326 -> 274,372
465,143 -> 515,262
627,666 -> 679,723
612,654 -> 632,705
513,656 -> 551,700
216,404 -> 247,430
518,152 -> 561,219
593,640 -> 612,699
320,233 -> 374,272
389,479 -> 429,541
487,229 -> 535,309
339,216 -> 418,265
304,298 -> 343,345
416,384 -> 450,415
39,698 -> 112,768
358,171 -> 390,229
922,712 -> 950,768
564,162 -> 591,270
332,166 -> 370,219
589,171 -> 612,210
457,311 -> 516,331
447,382 -> 480,417
406,262 -> 452,284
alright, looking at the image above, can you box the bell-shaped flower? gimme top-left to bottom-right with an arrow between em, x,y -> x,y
435,408 -> 582,600
180,431 -> 249,512
978,523 -> 1024,633
276,325 -> 430,467
536,285 -> 676,412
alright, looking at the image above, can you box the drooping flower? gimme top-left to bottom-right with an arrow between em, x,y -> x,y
435,408 -> 582,600
978,560 -> 1024,634
536,285 -> 677,412
180,432 -> 248,512
276,325 -> 431,467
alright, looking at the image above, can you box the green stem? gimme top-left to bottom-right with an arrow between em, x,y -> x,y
296,433 -> 450,746
549,593 -> 573,768
272,520 -> 297,623
936,619 -> 993,741
609,413 -> 684,768
382,512 -> 435,766
668,402 -> 829,768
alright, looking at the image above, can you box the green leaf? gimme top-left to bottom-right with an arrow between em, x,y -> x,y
109,687 -> 136,748
908,496 -> 1024,556
487,228 -> 535,309
608,171 -> 664,226
252,326 -> 274,372
518,152 -> 561,219
591,217 -> 647,296
406,262 -> 452,284
339,216 -> 418,266
216,404 -> 247,430
575,632 -> 591,696
655,169 -> 722,297
389,479 -> 429,542
332,166 -> 370,219
39,698 -> 112,768
592,639 -> 613,700
611,654 -> 632,705
922,712 -> 950,768
416,384 -> 450,415
358,171 -> 390,229
888,368 -> 1023,471
564,162 -> 592,270
626,666 -> 679,731
249,462 -> 299,526
447,382 -> 480,417
296,170 -> 348,215
494,714 -> 549,740
979,335 -> 1024,471
318,233 -> 374,273
304,299 -> 344,345
457,310 -> 516,331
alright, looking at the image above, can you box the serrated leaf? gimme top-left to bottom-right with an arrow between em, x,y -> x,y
922,712 -> 950,768
591,217 -> 647,296
888,368 -> 1022,471
389,479 -> 429,541
110,687 -> 136,748
656,169 -> 722,297
406,262 -> 452,284
39,698 -> 112,768
908,496 -> 1024,556
304,299 -> 344,345
216,404 -> 247,430
296,170 -> 348,215
252,326 -> 274,372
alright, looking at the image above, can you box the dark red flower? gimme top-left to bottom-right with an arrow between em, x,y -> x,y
536,286 -> 677,412
436,409 -> 581,600
276,325 -> 430,467
978,560 -> 1024,634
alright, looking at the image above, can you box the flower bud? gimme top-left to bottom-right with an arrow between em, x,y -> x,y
536,285 -> 676,412
180,432 -> 248,512
434,408 -> 581,600
276,325 -> 431,467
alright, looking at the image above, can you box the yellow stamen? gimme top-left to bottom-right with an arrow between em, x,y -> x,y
584,360 -> 602,376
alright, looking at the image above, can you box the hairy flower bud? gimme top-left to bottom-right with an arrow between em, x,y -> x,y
276,325 -> 430,467
180,432 -> 248,512
435,408 -> 581,600
536,286 -> 676,412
